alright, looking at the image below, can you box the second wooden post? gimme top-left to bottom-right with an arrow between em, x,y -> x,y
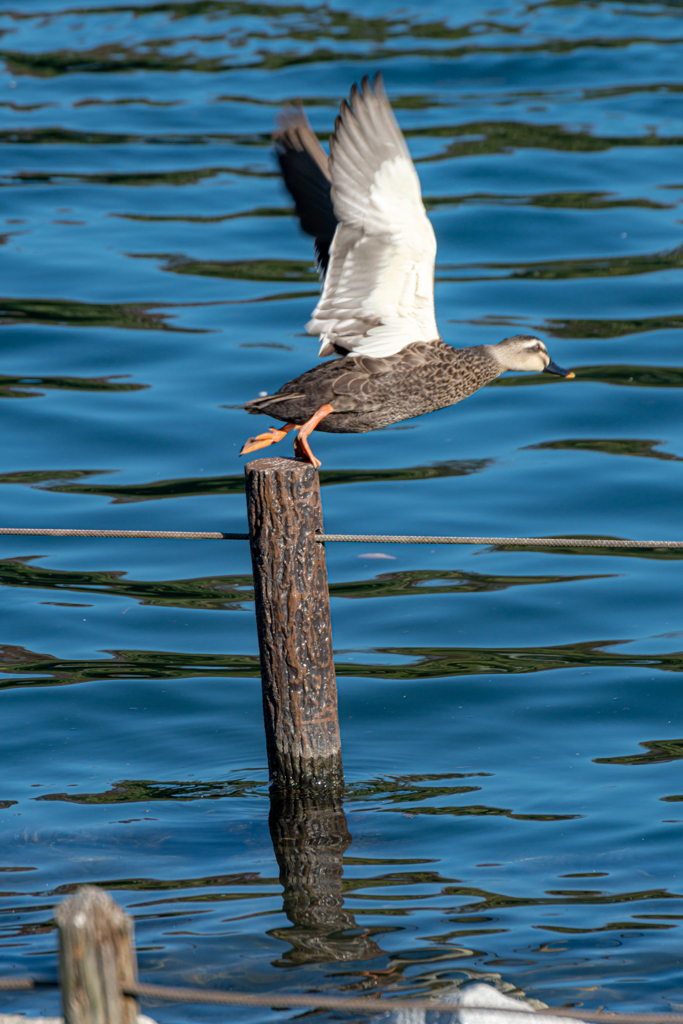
245,456 -> 342,788
56,886 -> 138,1024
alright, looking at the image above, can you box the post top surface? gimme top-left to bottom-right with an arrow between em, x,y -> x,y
244,456 -> 317,478
55,884 -> 127,924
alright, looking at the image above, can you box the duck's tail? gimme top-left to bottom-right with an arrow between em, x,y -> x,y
244,392 -> 305,414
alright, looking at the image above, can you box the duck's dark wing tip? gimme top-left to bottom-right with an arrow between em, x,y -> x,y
274,104 -> 329,176
273,103 -> 337,274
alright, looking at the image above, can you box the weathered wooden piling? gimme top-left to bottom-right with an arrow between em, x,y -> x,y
245,456 -> 342,788
56,887 -> 138,1024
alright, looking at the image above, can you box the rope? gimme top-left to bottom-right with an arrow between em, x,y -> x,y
124,984 -> 683,1022
0,528 -> 680,548
317,536 -> 683,547
0,529 -> 248,540
0,978 -> 679,1022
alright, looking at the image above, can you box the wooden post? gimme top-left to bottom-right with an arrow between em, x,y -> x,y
245,456 -> 342,788
56,886 -> 138,1024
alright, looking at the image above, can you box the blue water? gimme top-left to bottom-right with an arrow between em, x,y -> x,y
2,0 -> 683,1019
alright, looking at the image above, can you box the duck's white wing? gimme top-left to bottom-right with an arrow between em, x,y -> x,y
307,73 -> 438,359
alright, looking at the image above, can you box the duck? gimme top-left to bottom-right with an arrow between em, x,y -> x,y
240,73 -> 574,468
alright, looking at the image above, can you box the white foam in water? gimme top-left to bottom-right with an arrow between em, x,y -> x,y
380,985 -> 586,1024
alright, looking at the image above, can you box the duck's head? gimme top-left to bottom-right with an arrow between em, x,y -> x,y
489,335 -> 575,377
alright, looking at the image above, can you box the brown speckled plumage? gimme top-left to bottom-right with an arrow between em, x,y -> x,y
244,340 -> 502,433
240,75 -> 574,466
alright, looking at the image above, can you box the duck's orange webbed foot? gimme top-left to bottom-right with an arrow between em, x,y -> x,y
239,423 -> 297,457
292,403 -> 334,469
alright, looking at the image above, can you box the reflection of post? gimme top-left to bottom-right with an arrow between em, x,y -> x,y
268,786 -> 382,965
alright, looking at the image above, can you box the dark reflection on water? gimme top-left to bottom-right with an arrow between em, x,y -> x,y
3,0 -> 683,1016
333,642 -> 683,679
524,438 -> 683,461
448,245 -> 683,282
426,192 -> 674,211
465,314 -> 683,339
2,637 -> 683,690
594,739 -> 683,766
330,569 -> 612,599
7,460 -> 488,502
136,256 -> 321,282
35,778 -> 266,805
0,557 -> 609,609
0,166 -> 258,187
0,558 -> 254,610
490,541 -> 683,559
539,316 -> 683,339
0,375 -> 148,398
0,298 -> 202,332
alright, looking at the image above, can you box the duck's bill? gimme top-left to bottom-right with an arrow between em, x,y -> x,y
543,360 -> 575,379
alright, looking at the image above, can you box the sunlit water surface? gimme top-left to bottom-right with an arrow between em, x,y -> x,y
1,0 -> 683,1018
